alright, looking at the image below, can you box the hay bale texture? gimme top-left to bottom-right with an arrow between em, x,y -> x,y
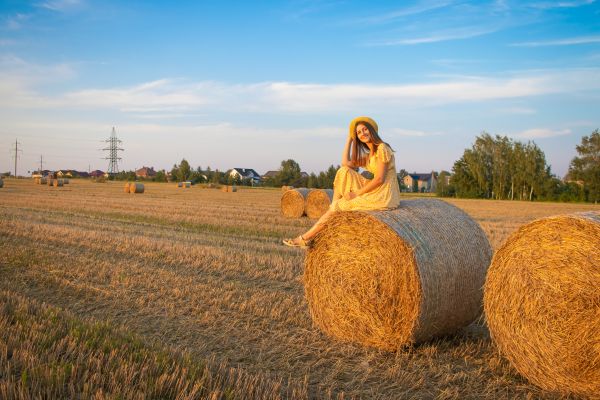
484,212 -> 600,398
281,188 -> 311,218
129,182 -> 144,194
177,182 -> 183,188
184,181 -> 191,188
306,189 -> 333,219
124,183 -> 131,193
221,185 -> 237,193
40,177 -> 46,185
304,198 -> 492,350
52,179 -> 63,187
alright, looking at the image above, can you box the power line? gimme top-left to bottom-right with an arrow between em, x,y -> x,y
11,139 -> 22,177
101,127 -> 124,175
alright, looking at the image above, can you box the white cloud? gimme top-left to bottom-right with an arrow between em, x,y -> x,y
357,1 -> 454,24
388,128 -> 442,137
37,0 -> 82,12
513,128 -> 572,139
512,35 -> 600,47
365,26 -> 498,46
4,13 -> 31,30
529,0 -> 595,9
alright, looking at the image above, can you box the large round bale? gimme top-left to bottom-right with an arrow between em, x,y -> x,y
129,182 -> 144,194
53,179 -> 63,187
281,188 -> 311,218
484,212 -> 600,398
304,198 -> 492,351
306,189 -> 334,219
124,183 -> 131,193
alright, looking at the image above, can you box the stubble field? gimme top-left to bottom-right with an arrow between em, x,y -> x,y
0,179 -> 597,399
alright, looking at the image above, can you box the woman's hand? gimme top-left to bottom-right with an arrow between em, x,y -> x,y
344,191 -> 358,201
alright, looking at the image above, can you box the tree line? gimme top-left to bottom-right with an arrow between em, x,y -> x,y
437,130 -> 599,203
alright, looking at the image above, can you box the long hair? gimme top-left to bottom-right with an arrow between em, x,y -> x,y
351,122 -> 394,165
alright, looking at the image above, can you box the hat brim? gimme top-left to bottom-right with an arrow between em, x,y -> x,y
349,116 -> 378,139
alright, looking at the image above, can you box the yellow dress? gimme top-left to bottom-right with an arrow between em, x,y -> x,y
330,143 -> 401,212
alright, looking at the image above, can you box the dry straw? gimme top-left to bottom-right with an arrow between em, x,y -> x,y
47,178 -> 54,186
40,177 -> 47,185
221,185 -> 237,193
304,198 -> 492,350
184,181 -> 191,188
484,212 -> 600,398
53,179 -> 64,187
306,189 -> 333,219
281,188 -> 311,218
124,183 -> 131,193
129,182 -> 145,194
281,185 -> 294,192
177,182 -> 183,188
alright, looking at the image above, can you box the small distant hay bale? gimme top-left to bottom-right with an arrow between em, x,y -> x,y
40,177 -> 47,185
221,185 -> 237,193
63,178 -> 69,184
281,185 -> 294,192
124,183 -> 131,193
484,212 -> 600,398
304,198 -> 492,350
129,182 -> 144,194
281,188 -> 311,218
53,179 -> 63,187
177,182 -> 183,188
184,181 -> 191,188
34,177 -> 40,184
47,178 -> 54,186
306,189 -> 333,219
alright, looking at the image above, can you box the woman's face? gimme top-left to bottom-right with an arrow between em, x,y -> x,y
355,123 -> 372,143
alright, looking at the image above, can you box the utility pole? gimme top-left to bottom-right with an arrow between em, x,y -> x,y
11,139 -> 22,178
101,127 -> 124,176
39,154 -> 44,173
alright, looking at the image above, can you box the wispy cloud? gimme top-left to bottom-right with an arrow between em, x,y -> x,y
358,1 -> 454,24
37,0 -> 82,12
529,0 -> 595,9
366,26 -> 499,46
513,128 -> 572,139
389,128 -> 442,137
496,107 -> 537,115
512,35 -> 600,47
4,13 -> 30,30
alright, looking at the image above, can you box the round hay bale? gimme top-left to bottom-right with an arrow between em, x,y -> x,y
177,182 -> 183,188
129,182 -> 144,194
53,179 -> 63,187
306,189 -> 333,219
184,181 -> 191,188
281,188 -> 311,218
40,177 -> 47,185
484,212 -> 600,397
304,198 -> 492,350
47,178 -> 54,186
124,183 -> 131,193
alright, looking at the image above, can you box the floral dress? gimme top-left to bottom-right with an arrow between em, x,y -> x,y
330,143 -> 401,212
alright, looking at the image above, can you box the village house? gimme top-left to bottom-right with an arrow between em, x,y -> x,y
228,168 -> 262,185
136,166 -> 157,178
402,172 -> 438,193
261,170 -> 278,181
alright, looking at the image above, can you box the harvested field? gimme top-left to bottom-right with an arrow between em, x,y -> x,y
0,179 -> 597,399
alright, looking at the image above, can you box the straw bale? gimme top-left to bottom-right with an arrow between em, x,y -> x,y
124,183 -> 131,193
40,178 -> 47,185
129,182 -> 145,194
53,179 -> 63,187
177,182 -> 183,188
304,198 -> 492,350
184,181 -> 191,188
221,185 -> 238,193
47,178 -> 54,186
306,189 -> 334,219
34,177 -> 40,184
484,212 -> 600,398
281,188 -> 311,218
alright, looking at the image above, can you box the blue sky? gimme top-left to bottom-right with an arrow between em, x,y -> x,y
1,0 -> 599,177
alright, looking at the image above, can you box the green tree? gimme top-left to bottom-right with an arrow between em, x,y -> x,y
436,170 -> 454,197
153,170 -> 168,182
568,129 -> 600,203
276,159 -> 301,186
177,159 -> 192,182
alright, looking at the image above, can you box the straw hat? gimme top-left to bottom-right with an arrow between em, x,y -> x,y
349,116 -> 378,139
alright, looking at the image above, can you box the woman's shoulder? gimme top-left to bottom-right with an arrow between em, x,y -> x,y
375,143 -> 394,162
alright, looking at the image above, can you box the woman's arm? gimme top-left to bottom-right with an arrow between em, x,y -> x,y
344,158 -> 388,200
341,136 -> 358,168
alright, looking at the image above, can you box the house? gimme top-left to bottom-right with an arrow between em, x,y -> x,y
402,172 -> 438,193
90,170 -> 107,178
136,166 -> 157,178
228,168 -> 261,184
261,170 -> 279,181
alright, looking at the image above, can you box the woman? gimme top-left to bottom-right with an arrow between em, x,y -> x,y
283,116 -> 401,248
